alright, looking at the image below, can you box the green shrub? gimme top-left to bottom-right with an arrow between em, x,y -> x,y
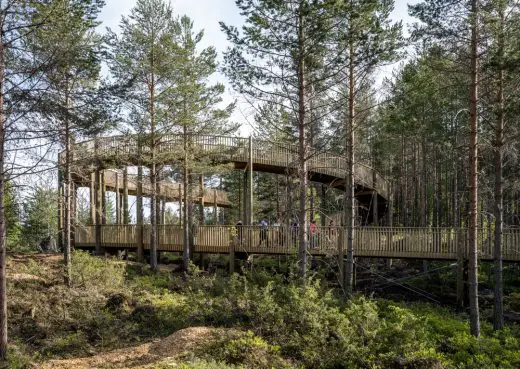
197,330 -> 294,369
71,251 -> 125,291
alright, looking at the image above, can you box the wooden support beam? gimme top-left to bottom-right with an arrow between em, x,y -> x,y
136,165 -> 144,262
213,189 -> 218,225
248,136 -> 253,225
95,167 -> 102,255
71,183 -> 77,246
123,167 -> 129,224
90,172 -> 95,225
101,170 -> 107,225
115,171 -> 121,224
199,175 -> 204,224
178,183 -> 182,226
57,168 -> 63,250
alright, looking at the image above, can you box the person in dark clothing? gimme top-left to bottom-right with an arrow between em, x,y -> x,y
236,220 -> 243,244
259,219 -> 268,247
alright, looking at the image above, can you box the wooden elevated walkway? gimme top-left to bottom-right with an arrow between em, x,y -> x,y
75,169 -> 230,207
65,134 -> 389,202
75,225 -> 520,261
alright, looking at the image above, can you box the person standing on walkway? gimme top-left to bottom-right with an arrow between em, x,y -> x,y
259,219 -> 269,247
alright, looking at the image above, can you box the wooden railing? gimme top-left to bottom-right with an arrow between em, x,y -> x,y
99,170 -> 230,206
74,225 -> 520,261
62,134 -> 389,199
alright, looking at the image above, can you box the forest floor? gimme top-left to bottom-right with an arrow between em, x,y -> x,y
39,326 -> 227,369
4,252 -> 520,369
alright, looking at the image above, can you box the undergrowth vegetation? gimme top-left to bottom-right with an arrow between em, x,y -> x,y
6,251 -> 520,369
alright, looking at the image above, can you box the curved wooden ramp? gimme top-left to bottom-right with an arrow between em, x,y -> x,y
74,169 -> 230,207
65,134 -> 389,201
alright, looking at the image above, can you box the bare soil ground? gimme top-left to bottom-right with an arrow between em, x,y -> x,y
38,326 -> 227,369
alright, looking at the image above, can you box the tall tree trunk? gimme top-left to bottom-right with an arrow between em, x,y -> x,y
468,0 -> 480,337
149,75 -> 158,272
63,83 -> 72,286
344,37 -> 355,296
136,164 -> 144,262
0,23 -> 7,360
493,3 -> 505,331
297,6 -> 308,279
182,126 -> 190,272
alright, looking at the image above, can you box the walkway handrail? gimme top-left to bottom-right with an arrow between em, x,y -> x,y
74,225 -> 520,262
61,133 -> 389,199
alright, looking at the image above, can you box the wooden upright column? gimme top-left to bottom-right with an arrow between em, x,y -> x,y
213,190 -> 218,225
248,136 -> 253,225
386,191 -> 393,268
199,175 -> 204,224
136,166 -> 144,262
90,172 -> 95,225
178,183 -> 182,226
71,183 -> 77,246
115,172 -> 121,224
242,171 -> 247,223
94,167 -> 102,255
101,170 -> 107,225
57,169 -> 63,250
372,169 -> 378,225
123,167 -> 129,224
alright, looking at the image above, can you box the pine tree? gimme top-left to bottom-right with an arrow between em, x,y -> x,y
164,15 -> 235,272
221,0 -> 333,279
22,186 -> 58,250
331,0 -> 402,294
28,0 -> 106,286
106,0 -> 178,271
410,0 -> 481,337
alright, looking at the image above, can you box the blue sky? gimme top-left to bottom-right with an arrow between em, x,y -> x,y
99,0 -> 418,134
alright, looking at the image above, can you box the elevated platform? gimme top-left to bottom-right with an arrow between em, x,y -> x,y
63,134 -> 389,209
75,225 -> 520,262
74,169 -> 230,207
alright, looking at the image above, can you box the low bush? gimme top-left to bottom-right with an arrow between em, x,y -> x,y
71,251 -> 125,291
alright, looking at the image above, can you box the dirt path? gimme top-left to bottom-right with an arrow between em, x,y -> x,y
39,326 -> 227,369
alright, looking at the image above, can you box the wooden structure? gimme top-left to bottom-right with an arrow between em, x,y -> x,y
61,133 -> 390,219
75,224 -> 520,262
59,133 -> 391,249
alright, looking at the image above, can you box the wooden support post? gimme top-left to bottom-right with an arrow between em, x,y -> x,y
94,167 -> 102,255
372,168 -> 378,225
156,180 -> 161,250
230,236 -> 236,274
387,191 -> 393,268
161,198 -> 166,224
89,172 -> 95,225
248,135 -> 253,225
213,189 -> 218,225
57,168 -> 63,250
71,183 -> 77,247
136,165 -> 144,263
101,170 -> 107,225
199,175 -> 204,224
338,228 -> 344,288
321,184 -> 326,227
115,172 -> 121,224
372,191 -> 379,225
178,183 -> 182,226
123,167 -> 129,224
242,170 -> 247,223
456,227 -> 465,311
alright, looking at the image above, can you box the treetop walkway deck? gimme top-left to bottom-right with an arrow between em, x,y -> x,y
75,169 -> 230,207
65,134 -> 389,201
75,225 -> 520,262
